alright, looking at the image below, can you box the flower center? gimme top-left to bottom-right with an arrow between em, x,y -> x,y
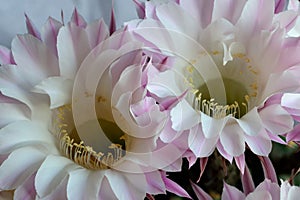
185,51 -> 258,119
51,105 -> 125,170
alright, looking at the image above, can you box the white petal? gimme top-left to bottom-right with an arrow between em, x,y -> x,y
189,125 -> 218,157
57,23 -> 90,79
85,19 -> 109,49
0,103 -> 30,127
212,0 -> 246,24
220,120 -> 245,157
41,17 -> 63,57
237,108 -> 263,136
40,176 -> 68,200
0,146 -> 45,190
67,169 -> 104,200
281,93 -> 300,109
260,104 -> 294,134
156,2 -> 200,38
245,129 -> 272,156
287,186 -> 300,200
12,34 -> 59,80
105,170 -> 146,200
0,121 -> 56,154
14,173 -> 36,200
170,99 -> 200,131
33,77 -> 73,109
98,177 -> 118,200
245,190 -> 272,200
35,155 -> 79,198
201,112 -> 227,138
147,70 -> 183,98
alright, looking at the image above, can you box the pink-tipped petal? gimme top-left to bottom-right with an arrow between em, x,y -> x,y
0,146 -> 45,190
14,173 -> 37,200
234,154 -> 245,174
245,129 -> 272,156
259,156 -> 278,184
25,14 -> 41,39
241,164 -> 255,195
190,181 -> 213,200
275,0 -> 287,13
162,176 -> 191,199
41,17 -> 63,57
222,182 -> 245,200
86,19 -> 109,49
71,8 -> 87,28
0,45 -> 14,65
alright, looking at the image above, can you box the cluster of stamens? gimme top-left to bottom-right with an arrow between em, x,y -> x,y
190,90 -> 250,119
52,105 -> 124,170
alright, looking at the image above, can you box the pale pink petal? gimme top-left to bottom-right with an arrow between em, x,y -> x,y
180,0 -> 214,28
287,186 -> 300,199
245,129 -> 272,156
133,0 -> 145,18
98,177 -> 118,200
85,18 -> 109,49
275,0 -> 288,13
35,155 -> 79,198
160,117 -> 181,143
162,175 -> 191,199
14,173 -> 37,200
245,190 -> 272,200
260,104 -> 294,135
287,124 -> 300,142
234,154 -> 245,174
41,17 -> 63,57
237,0 -> 274,42
267,130 -> 287,144
41,176 -> 68,200
259,156 -> 278,184
67,169 -> 104,200
198,157 -> 208,182
188,125 -> 218,157
255,179 -> 280,200
105,170 -> 147,200
0,45 -> 14,65
212,0 -> 246,24
190,181 -> 213,200
220,120 -> 245,157
222,182 -> 245,200
57,23 -> 90,79
144,171 -> 166,195
241,164 -> 255,195
237,108 -> 263,136
0,121 -> 56,154
156,2 -> 200,38
280,180 -> 291,200
278,38 -> 300,69
170,100 -> 200,131
288,0 -> 300,11
25,14 -> 41,39
33,77 -> 73,109
201,112 -> 228,138
71,8 -> 87,28
0,146 -> 45,190
217,141 -> 233,163
274,11 -> 298,31
12,34 -> 59,82
0,103 -> 30,127
282,93 -> 300,109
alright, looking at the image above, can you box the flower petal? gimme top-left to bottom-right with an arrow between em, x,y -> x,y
85,18 -> 109,49
25,14 -> 41,39
0,45 -> 14,65
212,0 -> 246,24
33,76 -> 73,109
35,155 -> 79,198
245,129 -> 272,156
237,108 -> 263,136
0,121 -> 56,154
222,182 -> 245,200
57,23 -> 90,79
170,99 -> 200,131
162,176 -> 191,199
287,186 -> 300,200
256,179 -> 280,200
105,170 -> 146,200
14,173 -> 37,200
245,190 -> 272,200
12,34 -> 59,82
41,17 -> 63,57
190,181 -> 213,200
259,104 -> 294,135
201,112 -> 228,138
220,120 -> 245,157
67,169 -> 104,200
0,146 -> 45,190
0,103 -> 30,127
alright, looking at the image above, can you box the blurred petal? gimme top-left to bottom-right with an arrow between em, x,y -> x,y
222,182 -> 245,200
190,181 -> 213,200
